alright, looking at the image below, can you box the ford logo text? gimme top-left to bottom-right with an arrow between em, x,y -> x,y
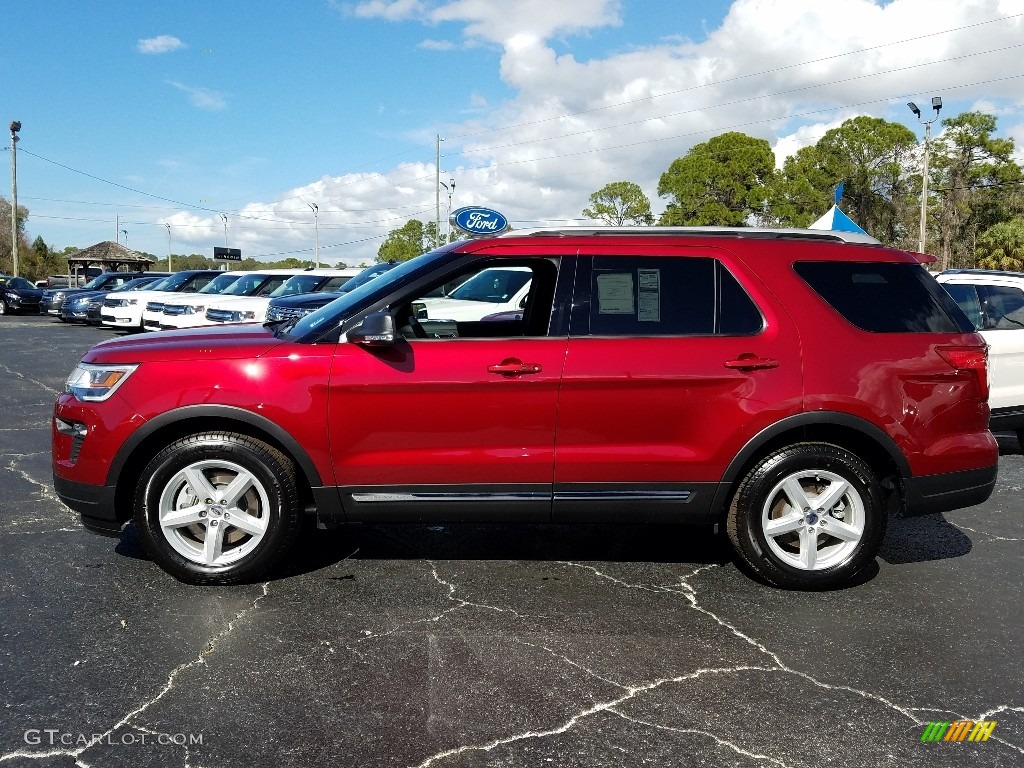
450,206 -> 510,237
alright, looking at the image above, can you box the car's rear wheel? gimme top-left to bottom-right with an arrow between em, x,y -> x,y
134,432 -> 302,585
726,443 -> 885,590
0,300 -> 8,315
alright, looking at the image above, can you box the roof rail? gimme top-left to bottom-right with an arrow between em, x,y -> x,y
498,226 -> 881,245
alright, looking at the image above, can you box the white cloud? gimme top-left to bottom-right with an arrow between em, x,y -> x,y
418,38 -> 455,50
137,35 -> 184,54
167,0 -> 1024,263
166,81 -> 227,111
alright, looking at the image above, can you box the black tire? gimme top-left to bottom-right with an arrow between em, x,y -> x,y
726,443 -> 886,590
0,300 -> 8,316
133,432 -> 302,585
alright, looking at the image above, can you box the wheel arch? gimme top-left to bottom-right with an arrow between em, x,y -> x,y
710,412 -> 910,520
110,405 -> 322,525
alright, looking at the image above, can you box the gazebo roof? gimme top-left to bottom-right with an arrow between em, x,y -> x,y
65,241 -> 155,271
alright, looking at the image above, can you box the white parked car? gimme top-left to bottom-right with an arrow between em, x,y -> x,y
100,270 -> 223,331
936,269 -> 1024,442
157,270 -> 309,330
141,271 -> 251,331
417,266 -> 532,322
204,268 -> 362,325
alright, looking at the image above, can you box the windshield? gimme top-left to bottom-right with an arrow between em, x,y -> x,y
338,264 -> 396,293
446,268 -> 532,302
270,274 -> 322,297
82,273 -> 114,290
221,273 -> 273,296
5,277 -> 36,290
281,250 -> 454,341
112,277 -> 158,292
155,272 -> 207,291
197,273 -> 242,294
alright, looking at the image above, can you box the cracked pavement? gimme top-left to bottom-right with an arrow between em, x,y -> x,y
1,314 -> 1021,767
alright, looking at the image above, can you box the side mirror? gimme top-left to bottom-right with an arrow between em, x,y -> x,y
348,311 -> 397,346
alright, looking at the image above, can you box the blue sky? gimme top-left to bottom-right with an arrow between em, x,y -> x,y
4,0 -> 1023,265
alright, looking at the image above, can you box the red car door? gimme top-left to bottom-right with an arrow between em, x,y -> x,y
553,246 -> 803,523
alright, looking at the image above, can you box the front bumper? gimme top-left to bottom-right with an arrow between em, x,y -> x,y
52,475 -> 121,536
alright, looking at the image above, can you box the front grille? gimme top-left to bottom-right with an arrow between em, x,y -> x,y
267,306 -> 309,322
145,301 -> 165,313
103,298 -> 124,308
206,308 -> 236,323
162,304 -> 188,316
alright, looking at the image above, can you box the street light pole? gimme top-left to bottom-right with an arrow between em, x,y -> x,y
308,202 -> 319,267
9,120 -> 21,277
165,223 -> 172,272
219,213 -> 228,246
907,97 -> 942,254
439,178 -> 455,243
121,229 -> 128,250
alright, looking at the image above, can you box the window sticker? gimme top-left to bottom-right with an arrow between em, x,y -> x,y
596,272 -> 635,315
637,268 -> 660,322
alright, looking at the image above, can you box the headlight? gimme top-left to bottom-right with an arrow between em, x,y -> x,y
64,363 -> 138,402
185,305 -> 205,314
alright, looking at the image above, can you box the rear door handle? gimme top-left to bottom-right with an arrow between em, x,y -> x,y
488,358 -> 542,376
724,354 -> 780,371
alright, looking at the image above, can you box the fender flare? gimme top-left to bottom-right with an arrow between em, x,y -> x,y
109,404 -> 323,488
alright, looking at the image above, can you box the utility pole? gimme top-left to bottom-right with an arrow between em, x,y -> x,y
908,97 -> 942,255
8,121 -> 20,277
165,223 -> 172,272
219,214 -> 229,270
435,134 -> 442,248
309,202 -> 319,267
121,229 -> 128,250
440,177 -> 455,243
115,215 -> 119,243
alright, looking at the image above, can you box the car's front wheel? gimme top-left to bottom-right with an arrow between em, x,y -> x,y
134,432 -> 302,585
726,443 -> 885,589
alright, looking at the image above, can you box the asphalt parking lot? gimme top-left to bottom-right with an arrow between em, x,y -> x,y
1,313 -> 1021,768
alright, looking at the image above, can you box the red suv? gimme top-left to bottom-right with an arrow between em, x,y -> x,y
52,228 -> 997,589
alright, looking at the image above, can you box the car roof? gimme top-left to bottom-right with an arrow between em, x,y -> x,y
493,225 -> 882,245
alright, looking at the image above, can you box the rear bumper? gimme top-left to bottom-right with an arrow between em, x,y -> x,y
902,465 -> 998,517
52,475 -> 121,536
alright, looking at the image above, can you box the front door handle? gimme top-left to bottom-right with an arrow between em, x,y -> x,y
488,358 -> 542,376
724,354 -> 780,371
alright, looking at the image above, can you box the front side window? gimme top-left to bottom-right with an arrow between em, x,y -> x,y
398,260 -> 558,339
580,256 -> 762,337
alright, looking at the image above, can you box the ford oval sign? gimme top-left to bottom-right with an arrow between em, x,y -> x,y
450,206 -> 510,237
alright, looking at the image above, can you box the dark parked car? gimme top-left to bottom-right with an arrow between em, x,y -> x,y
61,276 -> 168,324
266,263 -> 399,323
54,227 -> 996,589
42,272 -> 170,317
0,276 -> 44,315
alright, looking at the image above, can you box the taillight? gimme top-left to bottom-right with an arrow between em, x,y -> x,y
937,345 -> 989,401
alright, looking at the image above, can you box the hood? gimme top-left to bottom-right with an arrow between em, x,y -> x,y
83,323 -> 283,364
4,285 -> 43,298
271,291 -> 342,310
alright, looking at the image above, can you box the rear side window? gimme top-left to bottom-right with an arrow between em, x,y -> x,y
794,262 -> 973,333
584,256 -> 763,336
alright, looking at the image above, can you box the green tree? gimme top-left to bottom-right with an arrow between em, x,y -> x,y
767,117 -> 919,244
975,218 -> 1024,270
658,132 -> 776,226
583,181 -> 654,225
929,112 -> 1023,270
0,196 -> 31,276
377,219 -> 430,262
